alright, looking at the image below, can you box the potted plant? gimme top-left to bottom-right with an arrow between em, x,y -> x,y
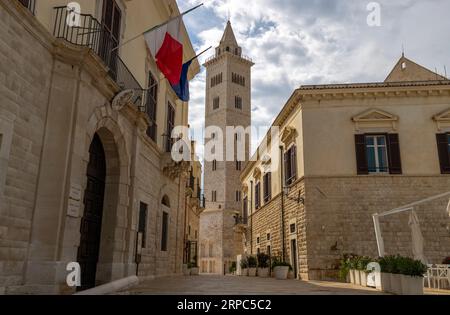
240,257 -> 248,276
272,260 -> 291,280
378,256 -> 395,293
229,262 -> 237,275
346,254 -> 358,285
357,256 -> 372,287
189,262 -> 199,276
338,254 -> 354,283
247,255 -> 257,277
257,253 -> 270,277
388,255 -> 403,295
398,257 -> 427,295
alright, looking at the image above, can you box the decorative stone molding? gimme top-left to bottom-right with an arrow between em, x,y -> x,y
433,108 -> 450,132
163,160 -> 190,180
242,184 -> 249,194
281,126 -> 298,146
352,108 -> 399,132
252,167 -> 262,180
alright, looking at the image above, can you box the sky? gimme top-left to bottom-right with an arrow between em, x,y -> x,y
177,0 -> 450,157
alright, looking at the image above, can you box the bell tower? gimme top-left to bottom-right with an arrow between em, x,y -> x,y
199,21 -> 254,275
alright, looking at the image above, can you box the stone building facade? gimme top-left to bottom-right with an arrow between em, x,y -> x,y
240,55 -> 450,281
199,21 -> 254,275
0,0 -> 200,294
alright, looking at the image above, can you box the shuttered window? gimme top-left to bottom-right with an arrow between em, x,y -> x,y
263,172 -> 272,203
284,146 -> 297,185
255,182 -> 261,210
436,134 -> 450,174
165,103 -> 175,152
146,72 -> 158,142
355,134 -> 402,175
138,202 -> 148,248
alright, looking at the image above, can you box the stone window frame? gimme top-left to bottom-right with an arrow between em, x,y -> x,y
289,219 -> 297,235
433,108 -> 450,133
352,108 -> 399,133
0,117 -> 13,199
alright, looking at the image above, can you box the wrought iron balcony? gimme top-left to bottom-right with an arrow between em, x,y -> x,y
52,6 -> 144,107
18,0 -> 35,14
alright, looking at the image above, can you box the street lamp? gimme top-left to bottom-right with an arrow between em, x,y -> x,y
282,186 -> 305,205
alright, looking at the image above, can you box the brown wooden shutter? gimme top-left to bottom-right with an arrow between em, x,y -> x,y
355,134 -> 368,175
284,151 -> 289,185
387,134 -> 402,175
436,134 -> 450,174
268,172 -> 272,199
291,146 -> 297,181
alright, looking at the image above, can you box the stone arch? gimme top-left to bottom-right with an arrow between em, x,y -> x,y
83,105 -> 131,284
161,195 -> 171,207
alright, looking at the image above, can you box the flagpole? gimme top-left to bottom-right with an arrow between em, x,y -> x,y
188,46 -> 212,62
111,3 -> 204,53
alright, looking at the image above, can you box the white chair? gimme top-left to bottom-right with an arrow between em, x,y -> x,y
424,264 -> 434,288
435,265 -> 450,290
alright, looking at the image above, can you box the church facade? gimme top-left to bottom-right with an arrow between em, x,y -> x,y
199,21 -> 254,275
0,0 -> 201,294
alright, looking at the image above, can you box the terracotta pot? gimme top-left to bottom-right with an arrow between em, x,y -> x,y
248,268 -> 257,277
400,275 -> 424,295
258,268 -> 270,278
274,266 -> 289,280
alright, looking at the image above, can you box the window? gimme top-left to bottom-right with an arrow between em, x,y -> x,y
195,230 -> 198,239
263,172 -> 272,203
267,233 -> 271,241
436,133 -> 450,174
146,72 -> 158,141
257,236 -> 260,244
267,245 -> 271,257
211,73 -> 223,87
161,212 -> 169,251
235,96 -> 243,110
18,0 -> 35,13
235,191 -> 242,202
290,223 -> 296,234
236,161 -> 242,171
366,135 -> 388,173
255,182 -> 261,210
284,146 -> 297,186
212,160 -> 217,171
213,97 -> 220,110
188,225 -> 191,236
232,73 -> 245,87
138,202 -> 148,248
355,134 -> 402,175
101,0 -> 122,70
165,103 -> 175,152
212,191 -> 217,202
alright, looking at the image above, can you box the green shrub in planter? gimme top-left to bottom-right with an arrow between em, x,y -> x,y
229,261 -> 237,274
247,256 -> 258,268
240,257 -> 248,269
257,253 -> 270,269
338,253 -> 358,281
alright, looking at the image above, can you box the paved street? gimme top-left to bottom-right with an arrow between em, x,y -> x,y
120,275 -> 385,295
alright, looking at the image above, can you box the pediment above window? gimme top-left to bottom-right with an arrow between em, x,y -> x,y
433,108 -> 450,131
242,184 -> 249,194
352,109 -> 398,132
253,167 -> 262,180
281,126 -> 298,146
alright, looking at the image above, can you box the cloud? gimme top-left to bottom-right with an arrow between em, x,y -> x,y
178,0 -> 450,156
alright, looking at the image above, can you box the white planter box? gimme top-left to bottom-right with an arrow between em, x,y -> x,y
400,275 -> 424,295
390,274 -> 403,295
258,268 -> 270,278
360,271 -> 368,287
248,268 -> 257,277
241,268 -> 248,276
379,273 -> 391,292
349,269 -> 356,284
274,266 -> 289,280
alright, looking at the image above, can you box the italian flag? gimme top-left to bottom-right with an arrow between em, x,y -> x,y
144,16 -> 184,86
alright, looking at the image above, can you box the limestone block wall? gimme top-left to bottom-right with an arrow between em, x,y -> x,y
304,176 -> 450,280
199,210 -> 223,274
0,3 -> 53,289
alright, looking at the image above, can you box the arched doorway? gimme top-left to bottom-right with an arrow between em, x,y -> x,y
77,133 -> 106,291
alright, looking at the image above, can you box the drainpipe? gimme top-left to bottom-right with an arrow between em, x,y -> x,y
250,180 -> 253,255
279,145 -> 286,262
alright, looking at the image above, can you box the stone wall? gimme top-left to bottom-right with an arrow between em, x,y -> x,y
0,2 -> 53,290
304,176 -> 450,280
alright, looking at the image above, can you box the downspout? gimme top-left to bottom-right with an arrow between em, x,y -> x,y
279,145 -> 286,262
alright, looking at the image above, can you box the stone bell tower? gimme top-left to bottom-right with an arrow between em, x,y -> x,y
199,21 -> 254,274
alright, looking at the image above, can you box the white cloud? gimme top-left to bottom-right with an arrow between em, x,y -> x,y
179,0 -> 450,156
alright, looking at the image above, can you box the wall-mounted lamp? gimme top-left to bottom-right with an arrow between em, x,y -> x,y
282,186 -> 305,204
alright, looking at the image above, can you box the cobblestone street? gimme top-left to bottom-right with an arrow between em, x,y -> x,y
120,275 -> 385,295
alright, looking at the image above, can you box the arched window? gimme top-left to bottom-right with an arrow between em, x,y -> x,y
226,46 -> 230,52
161,195 -> 170,207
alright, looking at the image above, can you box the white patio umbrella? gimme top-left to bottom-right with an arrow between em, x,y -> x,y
408,210 -> 427,264
447,199 -> 450,217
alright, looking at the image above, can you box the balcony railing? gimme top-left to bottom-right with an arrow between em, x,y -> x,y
234,216 -> 248,226
18,0 -> 35,14
52,6 -> 144,108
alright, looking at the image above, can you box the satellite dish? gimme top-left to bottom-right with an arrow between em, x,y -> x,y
112,89 -> 134,111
